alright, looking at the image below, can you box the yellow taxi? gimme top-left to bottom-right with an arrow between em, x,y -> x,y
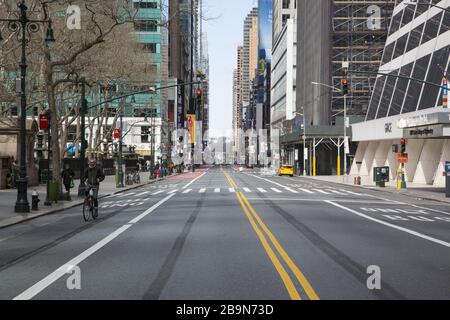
278,165 -> 294,177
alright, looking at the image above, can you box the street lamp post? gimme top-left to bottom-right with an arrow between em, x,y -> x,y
78,79 -> 88,196
293,111 -> 307,176
0,1 -> 55,213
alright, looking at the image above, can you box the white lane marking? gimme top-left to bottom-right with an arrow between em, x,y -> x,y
182,170 -> 208,189
299,188 -> 314,194
182,189 -> 192,194
257,188 -> 267,193
326,201 -> 450,249
327,190 -> 347,195
14,194 -> 175,300
229,188 -> 235,193
152,190 -> 165,195
167,189 -> 178,194
246,198 -> 394,204
116,192 -> 135,198
134,191 -> 151,197
285,187 -> 299,194
214,188 -> 221,193
340,190 -> 365,196
243,188 -> 252,193
271,188 -> 282,193
313,189 -> 331,195
199,188 -> 206,193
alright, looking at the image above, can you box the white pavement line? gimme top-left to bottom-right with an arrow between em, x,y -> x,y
257,188 -> 267,193
229,188 -> 235,193
167,189 -> 178,194
271,188 -> 282,193
327,190 -> 347,195
152,190 -> 165,195
246,198 -> 394,204
116,192 -> 135,198
313,189 -> 331,195
134,191 -> 151,197
326,201 -> 450,249
299,188 -> 314,194
214,188 -> 221,193
285,187 -> 299,194
340,190 -> 365,196
129,194 -> 175,224
182,171 -> 208,189
182,189 -> 192,194
409,204 -> 450,217
199,188 -> 206,193
14,194 -> 175,301
243,188 -> 252,193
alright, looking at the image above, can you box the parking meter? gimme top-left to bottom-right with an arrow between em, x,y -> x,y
446,162 -> 450,198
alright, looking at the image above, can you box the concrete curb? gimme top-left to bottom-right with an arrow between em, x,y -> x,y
0,177 -> 168,230
303,176 -> 450,205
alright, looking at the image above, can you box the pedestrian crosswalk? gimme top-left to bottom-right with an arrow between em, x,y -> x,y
112,187 -> 368,198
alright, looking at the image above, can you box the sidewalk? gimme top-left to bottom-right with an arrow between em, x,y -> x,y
304,175 -> 450,205
0,174 -> 163,229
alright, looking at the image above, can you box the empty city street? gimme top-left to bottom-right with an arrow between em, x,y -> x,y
0,166 -> 449,300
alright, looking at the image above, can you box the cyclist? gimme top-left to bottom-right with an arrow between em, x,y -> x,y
84,158 -> 105,212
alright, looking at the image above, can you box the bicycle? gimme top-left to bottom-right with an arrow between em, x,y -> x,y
83,185 -> 98,222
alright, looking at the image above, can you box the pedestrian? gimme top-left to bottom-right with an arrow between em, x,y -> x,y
11,159 -> 19,188
146,160 -> 151,172
61,163 -> 75,200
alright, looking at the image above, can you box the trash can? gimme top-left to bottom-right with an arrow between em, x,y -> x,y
48,180 -> 60,202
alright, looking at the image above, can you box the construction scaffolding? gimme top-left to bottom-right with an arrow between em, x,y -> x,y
332,0 -> 395,120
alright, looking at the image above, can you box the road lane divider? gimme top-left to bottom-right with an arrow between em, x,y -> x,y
14,194 -> 176,300
223,170 -> 319,300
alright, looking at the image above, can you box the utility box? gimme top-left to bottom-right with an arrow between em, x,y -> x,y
446,162 -> 450,198
374,167 -> 390,187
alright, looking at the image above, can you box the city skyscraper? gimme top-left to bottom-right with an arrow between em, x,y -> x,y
242,8 -> 259,107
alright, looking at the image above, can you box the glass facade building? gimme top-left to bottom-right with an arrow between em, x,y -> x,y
366,0 -> 450,121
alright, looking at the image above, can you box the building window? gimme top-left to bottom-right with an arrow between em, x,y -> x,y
141,126 -> 150,143
142,43 -> 157,53
134,1 -> 158,9
134,20 -> 158,32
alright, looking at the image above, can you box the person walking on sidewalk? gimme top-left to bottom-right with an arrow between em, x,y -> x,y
84,159 -> 105,211
61,163 -> 75,201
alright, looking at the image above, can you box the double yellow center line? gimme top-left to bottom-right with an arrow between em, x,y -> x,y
223,170 -> 319,301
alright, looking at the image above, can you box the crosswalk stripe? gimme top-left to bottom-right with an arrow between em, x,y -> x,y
117,192 -> 135,198
182,189 -> 192,194
341,190 -> 364,196
152,190 -> 165,195
214,188 -> 220,193
134,191 -> 151,197
313,189 -> 331,195
229,188 -> 235,193
298,188 -> 314,194
167,189 -> 178,194
327,189 -> 346,195
271,188 -> 282,193
257,188 -> 267,193
285,187 -> 299,194
243,188 -> 252,193
199,188 -> 206,193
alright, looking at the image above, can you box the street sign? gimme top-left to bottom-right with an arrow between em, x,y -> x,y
345,116 -> 350,128
304,148 -> 308,160
344,137 -> 350,154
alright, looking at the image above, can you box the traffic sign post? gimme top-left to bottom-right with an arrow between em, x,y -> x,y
446,161 -> 450,198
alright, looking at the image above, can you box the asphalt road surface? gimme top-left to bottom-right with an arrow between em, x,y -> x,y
1,165 -> 450,300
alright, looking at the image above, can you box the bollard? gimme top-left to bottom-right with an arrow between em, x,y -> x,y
32,190 -> 40,211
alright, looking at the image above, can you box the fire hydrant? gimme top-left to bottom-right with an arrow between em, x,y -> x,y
32,190 -> 40,211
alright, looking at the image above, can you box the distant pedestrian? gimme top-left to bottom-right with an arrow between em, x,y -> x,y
61,163 -> 75,200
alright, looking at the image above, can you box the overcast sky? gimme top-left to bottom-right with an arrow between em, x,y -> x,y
204,0 -> 255,138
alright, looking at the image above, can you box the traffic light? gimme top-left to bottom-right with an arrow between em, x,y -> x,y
39,114 -> 49,131
196,88 -> 203,107
341,79 -> 349,96
400,138 -> 406,153
113,129 -> 120,140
